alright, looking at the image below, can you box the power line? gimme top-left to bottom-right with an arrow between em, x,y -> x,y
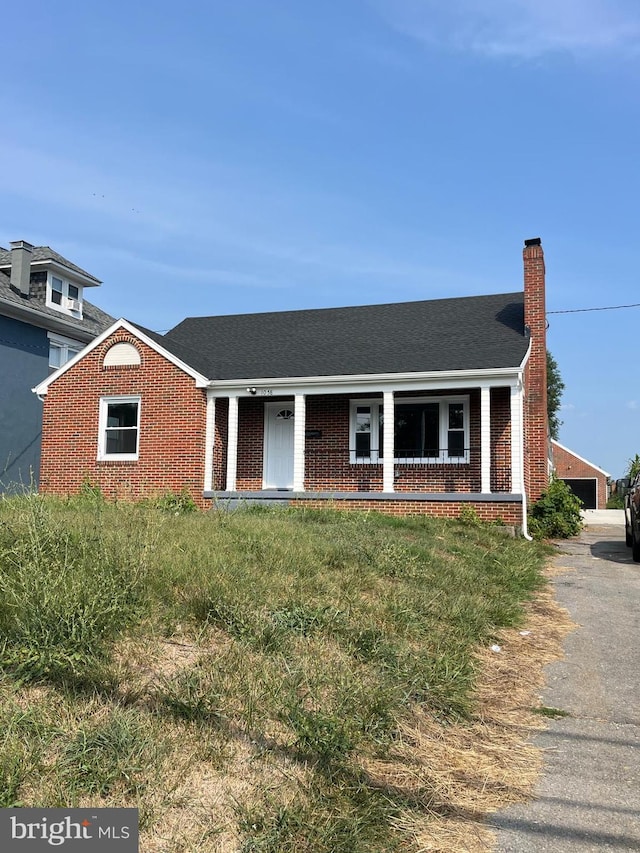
547,302 -> 640,315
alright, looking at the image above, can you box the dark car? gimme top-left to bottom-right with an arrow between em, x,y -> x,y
623,476 -> 640,561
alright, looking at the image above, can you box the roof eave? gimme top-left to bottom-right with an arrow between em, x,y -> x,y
0,295 -> 97,342
0,258 -> 101,287
207,365 -> 524,393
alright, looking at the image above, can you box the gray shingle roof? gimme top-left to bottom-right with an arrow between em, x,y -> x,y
0,270 -> 114,339
160,292 -> 527,381
0,246 -> 101,284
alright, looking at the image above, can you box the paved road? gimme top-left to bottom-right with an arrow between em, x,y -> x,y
492,523 -> 640,852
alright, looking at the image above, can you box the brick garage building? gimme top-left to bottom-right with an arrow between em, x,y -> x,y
552,439 -> 610,510
35,239 -> 551,533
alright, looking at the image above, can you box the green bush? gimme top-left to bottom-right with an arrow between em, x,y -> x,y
528,477 -> 583,539
607,492 -> 624,509
151,487 -> 198,515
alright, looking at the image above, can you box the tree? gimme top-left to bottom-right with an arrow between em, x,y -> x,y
627,454 -> 640,480
547,351 -> 565,441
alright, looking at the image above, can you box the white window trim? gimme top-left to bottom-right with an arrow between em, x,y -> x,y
98,395 -> 141,461
47,332 -> 83,369
349,395 -> 469,465
46,272 -> 83,317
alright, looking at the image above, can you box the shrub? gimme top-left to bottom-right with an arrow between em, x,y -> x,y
528,477 -> 583,539
151,487 -> 198,515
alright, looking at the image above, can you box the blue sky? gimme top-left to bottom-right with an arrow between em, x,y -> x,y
2,0 -> 639,478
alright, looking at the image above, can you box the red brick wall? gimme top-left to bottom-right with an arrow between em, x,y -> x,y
236,397 -> 266,490
291,498 -> 521,524
213,398 -> 229,491
491,387 -> 512,492
523,239 -> 549,504
40,331 -> 208,505
552,442 -> 608,509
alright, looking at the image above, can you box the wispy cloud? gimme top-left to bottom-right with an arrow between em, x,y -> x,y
374,0 -> 640,59
628,400 -> 639,410
0,137 -> 461,305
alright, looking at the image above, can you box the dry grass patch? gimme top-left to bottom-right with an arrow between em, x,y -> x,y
361,583 -> 575,852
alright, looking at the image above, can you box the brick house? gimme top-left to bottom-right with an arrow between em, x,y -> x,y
551,439 -> 610,509
34,238 -> 550,532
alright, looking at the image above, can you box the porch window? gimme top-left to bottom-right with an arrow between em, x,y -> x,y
350,397 -> 468,463
98,396 -> 141,460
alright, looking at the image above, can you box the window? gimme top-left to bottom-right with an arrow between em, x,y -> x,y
350,397 -> 468,463
353,404 -> 384,461
48,332 -> 83,369
98,396 -> 140,460
46,273 -> 83,315
103,342 -> 141,367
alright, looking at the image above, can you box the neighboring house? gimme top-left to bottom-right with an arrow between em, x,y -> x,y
551,439 -> 610,509
0,241 -> 113,491
34,238 -> 549,531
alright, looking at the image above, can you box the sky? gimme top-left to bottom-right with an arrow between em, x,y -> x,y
2,0 -> 639,479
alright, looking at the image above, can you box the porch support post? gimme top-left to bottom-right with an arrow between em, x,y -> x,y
511,382 -> 524,495
480,385 -> 491,493
382,391 -> 395,492
226,395 -> 239,491
293,394 -> 306,492
203,391 -> 216,492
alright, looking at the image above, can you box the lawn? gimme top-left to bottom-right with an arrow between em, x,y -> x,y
0,494 -> 550,852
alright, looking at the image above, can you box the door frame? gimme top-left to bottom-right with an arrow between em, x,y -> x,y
262,401 -> 295,489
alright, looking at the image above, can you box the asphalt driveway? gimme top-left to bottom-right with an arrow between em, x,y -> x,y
491,520 -> 640,852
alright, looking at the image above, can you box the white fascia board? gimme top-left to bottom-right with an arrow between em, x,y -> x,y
209,366 -> 522,398
551,439 -> 611,478
32,318 -> 210,396
32,259 -> 101,287
0,295 -> 96,341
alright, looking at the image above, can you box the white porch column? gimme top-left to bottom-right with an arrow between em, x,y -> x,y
480,386 -> 491,493
293,394 -> 306,492
203,391 -> 216,492
226,395 -> 239,491
382,391 -> 395,493
511,382 -> 524,495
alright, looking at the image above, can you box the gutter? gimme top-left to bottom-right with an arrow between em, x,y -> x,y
0,295 -> 96,342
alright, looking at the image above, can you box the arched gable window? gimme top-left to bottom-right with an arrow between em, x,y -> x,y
103,342 -> 141,367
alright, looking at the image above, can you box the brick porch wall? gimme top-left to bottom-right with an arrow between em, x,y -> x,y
290,498 -> 521,524
40,331 -> 209,506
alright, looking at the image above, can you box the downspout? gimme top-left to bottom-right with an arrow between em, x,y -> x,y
521,473 -> 532,541
517,368 -> 533,541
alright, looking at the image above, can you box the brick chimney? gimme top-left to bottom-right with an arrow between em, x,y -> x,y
10,240 -> 34,298
522,237 -> 549,504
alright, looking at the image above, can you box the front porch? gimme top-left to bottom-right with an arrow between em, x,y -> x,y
203,382 -> 525,523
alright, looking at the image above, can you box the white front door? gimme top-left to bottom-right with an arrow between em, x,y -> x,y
264,403 -> 295,489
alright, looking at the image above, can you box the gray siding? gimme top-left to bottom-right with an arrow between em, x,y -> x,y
0,315 -> 49,492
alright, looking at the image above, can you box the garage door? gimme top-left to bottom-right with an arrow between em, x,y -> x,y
560,478 -> 597,509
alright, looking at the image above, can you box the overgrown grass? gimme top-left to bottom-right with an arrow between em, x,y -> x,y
0,495 -> 548,851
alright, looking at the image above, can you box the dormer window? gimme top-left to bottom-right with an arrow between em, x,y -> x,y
47,273 -> 83,316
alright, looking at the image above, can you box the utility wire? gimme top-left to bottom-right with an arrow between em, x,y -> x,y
547,302 -> 640,315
